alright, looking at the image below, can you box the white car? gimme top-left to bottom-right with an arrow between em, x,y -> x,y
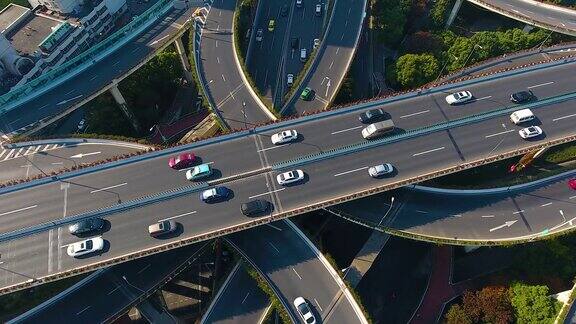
287,73 -> 294,86
368,163 -> 394,178
256,29 -> 263,42
271,129 -> 298,145
77,118 -> 86,131
445,91 -> 473,105
294,297 -> 316,324
67,236 -> 104,258
277,169 -> 304,185
313,38 -> 320,49
519,126 -> 542,139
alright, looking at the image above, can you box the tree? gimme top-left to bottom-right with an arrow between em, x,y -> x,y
509,282 -> 560,324
511,239 -> 576,283
430,0 -> 454,28
446,304 -> 473,324
402,31 -> 442,55
445,287 -> 514,324
334,76 -> 355,105
394,53 -> 439,88
372,0 -> 412,46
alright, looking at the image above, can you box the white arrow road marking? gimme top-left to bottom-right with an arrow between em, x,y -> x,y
70,151 -> 101,159
489,220 -> 518,232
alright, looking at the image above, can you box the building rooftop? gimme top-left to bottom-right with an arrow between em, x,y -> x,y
5,14 -> 61,56
0,4 -> 29,33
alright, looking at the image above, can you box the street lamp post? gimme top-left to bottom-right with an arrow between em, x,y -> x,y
122,275 -> 146,294
376,196 -> 395,228
435,54 -> 459,82
241,101 -> 248,129
150,124 -> 166,143
462,44 -> 483,69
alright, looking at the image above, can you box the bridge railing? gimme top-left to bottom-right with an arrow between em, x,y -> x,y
0,0 -> 175,114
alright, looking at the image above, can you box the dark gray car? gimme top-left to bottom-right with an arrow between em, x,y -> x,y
69,218 -> 105,235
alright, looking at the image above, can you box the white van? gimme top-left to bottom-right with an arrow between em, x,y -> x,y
510,109 -> 535,125
362,120 -> 395,140
300,48 -> 307,62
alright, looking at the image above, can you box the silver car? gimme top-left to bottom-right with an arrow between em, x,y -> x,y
368,163 -> 394,177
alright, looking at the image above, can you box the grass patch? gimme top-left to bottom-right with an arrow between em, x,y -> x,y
244,263 -> 291,324
0,0 -> 28,9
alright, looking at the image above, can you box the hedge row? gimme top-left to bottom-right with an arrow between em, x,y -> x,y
244,263 -> 291,324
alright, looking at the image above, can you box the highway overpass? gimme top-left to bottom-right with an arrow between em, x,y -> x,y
333,169 -> 576,244
467,0 -> 576,36
0,57 -> 575,294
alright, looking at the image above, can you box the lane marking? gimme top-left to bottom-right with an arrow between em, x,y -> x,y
266,223 -> 283,231
107,286 -> 120,295
159,211 -> 197,222
0,150 -> 6,159
268,242 -> 280,254
76,306 -> 91,315
241,292 -> 250,304
552,113 -> 576,122
485,129 -> 515,138
333,166 -> 369,177
481,215 -> 495,218
90,182 -> 128,194
249,188 -> 286,199
527,81 -> 554,89
399,110 -> 430,119
540,202 -> 553,207
292,267 -> 302,280
148,34 -> 170,46
257,145 -> 285,153
415,210 -> 428,214
474,95 -> 492,101
177,161 -> 214,172
413,146 -> 445,157
51,162 -> 64,165
315,298 -> 323,312
330,126 -> 364,135
136,264 -> 151,274
451,214 -> 462,218
512,210 -> 525,215
0,205 -> 37,217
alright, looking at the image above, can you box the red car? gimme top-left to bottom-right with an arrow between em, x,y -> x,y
569,179 -> 576,190
168,153 -> 196,170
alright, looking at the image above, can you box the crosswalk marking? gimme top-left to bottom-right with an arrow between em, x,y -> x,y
0,144 -> 66,162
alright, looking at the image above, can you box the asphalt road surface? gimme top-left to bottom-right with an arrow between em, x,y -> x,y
199,0 -> 271,129
0,140 -> 147,184
228,220 -> 367,323
0,6 -> 191,136
0,60 -> 576,291
201,262 -> 269,324
334,170 -> 576,242
477,0 -> 576,32
9,243 -> 207,323
286,0 -> 366,115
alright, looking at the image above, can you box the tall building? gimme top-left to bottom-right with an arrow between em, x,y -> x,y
28,0 -> 84,14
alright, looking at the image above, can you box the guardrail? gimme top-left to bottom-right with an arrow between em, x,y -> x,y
272,90 -> 576,170
0,0 -> 176,114
468,0 -> 576,36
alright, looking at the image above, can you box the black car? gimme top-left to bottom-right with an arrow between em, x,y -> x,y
358,108 -> 389,124
291,37 -> 299,50
68,218 -> 105,235
281,4 -> 288,16
241,199 -> 270,216
510,90 -> 534,103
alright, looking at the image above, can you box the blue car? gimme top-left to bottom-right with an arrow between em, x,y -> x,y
200,186 -> 230,203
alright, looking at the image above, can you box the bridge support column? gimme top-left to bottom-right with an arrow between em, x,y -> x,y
175,37 -> 193,83
109,82 -> 141,133
445,0 -> 464,28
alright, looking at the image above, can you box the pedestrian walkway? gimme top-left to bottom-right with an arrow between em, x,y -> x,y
410,246 -> 473,324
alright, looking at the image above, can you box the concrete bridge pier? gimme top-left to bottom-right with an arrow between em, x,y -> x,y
446,0 -> 464,28
174,37 -> 193,83
109,82 -> 141,133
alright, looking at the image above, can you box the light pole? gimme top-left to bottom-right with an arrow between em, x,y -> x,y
150,124 -> 166,143
435,54 -> 459,82
122,275 -> 146,294
462,44 -> 483,69
241,101 -> 248,129
376,196 -> 395,228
